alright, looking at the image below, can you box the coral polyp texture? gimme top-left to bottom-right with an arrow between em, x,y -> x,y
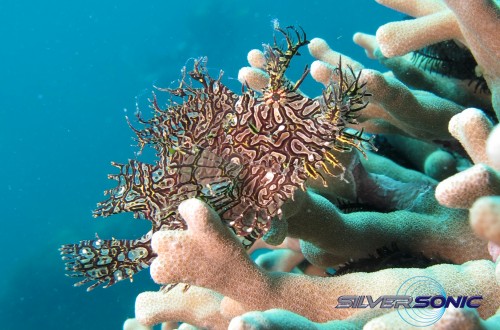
135,198 -> 499,329
60,26 -> 373,291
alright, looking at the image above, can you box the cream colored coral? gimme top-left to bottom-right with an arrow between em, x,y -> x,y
246,49 -> 266,70
376,8 -> 460,57
373,0 -> 460,56
432,308 -> 484,330
436,108 -> 500,261
489,242 -> 500,262
487,125 -> 500,170
374,0 -> 500,117
237,67 -> 269,92
135,284 -> 227,329
309,60 -> 335,87
444,0 -> 500,112
123,318 -> 152,330
354,31 -> 493,111
448,108 -> 494,165
177,323 -> 199,330
238,49 -> 270,91
357,69 -> 463,140
436,109 -> 500,209
435,164 -> 500,208
160,321 -> 179,330
353,32 -> 378,59
497,260 -> 500,285
146,199 -> 499,325
470,196 -> 500,245
308,37 -> 464,141
308,38 -> 364,72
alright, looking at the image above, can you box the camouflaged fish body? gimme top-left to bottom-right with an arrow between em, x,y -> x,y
61,27 -> 372,291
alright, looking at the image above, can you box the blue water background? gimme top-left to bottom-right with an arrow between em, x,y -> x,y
0,1 -> 398,328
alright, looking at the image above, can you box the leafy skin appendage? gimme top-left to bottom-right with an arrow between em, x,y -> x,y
60,26 -> 373,291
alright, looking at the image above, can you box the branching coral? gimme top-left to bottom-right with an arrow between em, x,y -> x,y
62,1 -> 500,328
434,108 -> 500,253
136,284 -> 226,329
134,199 -> 499,329
353,32 -> 493,112
61,26 -> 375,292
123,318 -> 152,330
374,0 -> 460,58
351,1 -> 500,277
309,37 -> 465,141
373,0 -> 500,118
148,17 -> 499,327
435,109 -> 500,209
132,18 -> 499,329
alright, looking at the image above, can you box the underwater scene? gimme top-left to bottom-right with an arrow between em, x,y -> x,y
1,0 -> 499,329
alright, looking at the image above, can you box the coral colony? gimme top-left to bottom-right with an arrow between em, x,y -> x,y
61,27 -> 373,291
62,0 -> 500,329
